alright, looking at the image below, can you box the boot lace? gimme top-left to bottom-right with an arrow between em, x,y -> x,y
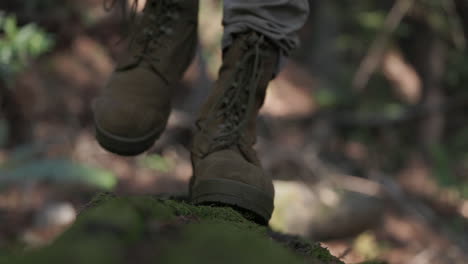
104,0 -> 140,23
104,0 -> 182,73
104,0 -> 140,37
198,34 -> 267,156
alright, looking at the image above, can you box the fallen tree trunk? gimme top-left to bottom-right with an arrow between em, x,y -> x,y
3,193 -> 351,264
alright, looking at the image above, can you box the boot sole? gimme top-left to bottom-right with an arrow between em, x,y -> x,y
191,178 -> 274,224
95,121 -> 164,156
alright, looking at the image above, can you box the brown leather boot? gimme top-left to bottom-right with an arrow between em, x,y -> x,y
93,0 -> 198,156
190,32 -> 279,224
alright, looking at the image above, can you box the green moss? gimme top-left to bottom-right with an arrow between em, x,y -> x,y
86,192 -> 115,206
6,194 -> 344,264
126,196 -> 175,220
9,237 -> 125,264
160,222 -> 303,264
310,243 -> 342,263
67,197 -> 145,243
163,199 -> 265,232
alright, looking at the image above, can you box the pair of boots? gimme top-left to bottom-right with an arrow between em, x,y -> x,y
93,0 -> 278,224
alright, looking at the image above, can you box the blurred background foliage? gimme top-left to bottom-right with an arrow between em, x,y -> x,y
0,12 -> 54,86
0,0 -> 467,263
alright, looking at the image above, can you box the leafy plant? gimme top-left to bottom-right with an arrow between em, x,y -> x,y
0,142 -> 117,190
139,154 -> 173,173
0,158 -> 117,190
0,12 -> 54,85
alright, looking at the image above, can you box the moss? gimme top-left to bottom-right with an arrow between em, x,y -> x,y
6,193 -> 344,264
163,199 -> 265,232
310,242 -> 342,263
68,197 -> 146,243
11,237 -> 125,264
126,196 -> 175,221
84,192 -> 115,208
268,232 -> 344,264
160,222 -> 303,264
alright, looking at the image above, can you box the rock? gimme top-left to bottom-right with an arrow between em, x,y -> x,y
271,180 -> 385,241
34,202 -> 76,228
21,202 -> 77,248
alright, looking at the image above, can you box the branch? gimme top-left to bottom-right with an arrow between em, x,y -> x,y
352,0 -> 416,91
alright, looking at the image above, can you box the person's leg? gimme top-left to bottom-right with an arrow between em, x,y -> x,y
223,0 -> 309,60
190,1 -> 309,224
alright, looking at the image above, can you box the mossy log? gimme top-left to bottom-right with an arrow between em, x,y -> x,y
3,193 -> 345,264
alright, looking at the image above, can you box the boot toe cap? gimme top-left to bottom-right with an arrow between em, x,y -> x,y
93,97 -> 169,139
193,150 -> 274,196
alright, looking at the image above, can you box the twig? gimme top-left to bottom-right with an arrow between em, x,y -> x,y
258,92 -> 468,129
337,246 -> 353,260
368,170 -> 468,253
352,0 -> 416,91
442,0 -> 466,50
409,247 -> 438,264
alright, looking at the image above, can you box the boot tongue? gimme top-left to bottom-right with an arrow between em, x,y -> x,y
114,0 -> 182,79
193,32 -> 277,162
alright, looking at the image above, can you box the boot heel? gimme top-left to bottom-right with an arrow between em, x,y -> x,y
95,123 -> 161,156
191,178 -> 274,224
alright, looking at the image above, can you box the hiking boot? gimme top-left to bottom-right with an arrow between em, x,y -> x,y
93,0 -> 199,156
190,32 -> 279,224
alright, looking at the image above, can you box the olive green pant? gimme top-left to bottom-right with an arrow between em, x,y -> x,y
223,0 -> 310,57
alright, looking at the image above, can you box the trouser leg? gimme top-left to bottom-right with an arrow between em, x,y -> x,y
222,0 -> 310,58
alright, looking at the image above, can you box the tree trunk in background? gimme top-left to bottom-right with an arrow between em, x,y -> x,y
419,37 -> 446,151
455,0 -> 468,39
406,21 -> 447,160
0,82 -> 31,148
294,0 -> 340,91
